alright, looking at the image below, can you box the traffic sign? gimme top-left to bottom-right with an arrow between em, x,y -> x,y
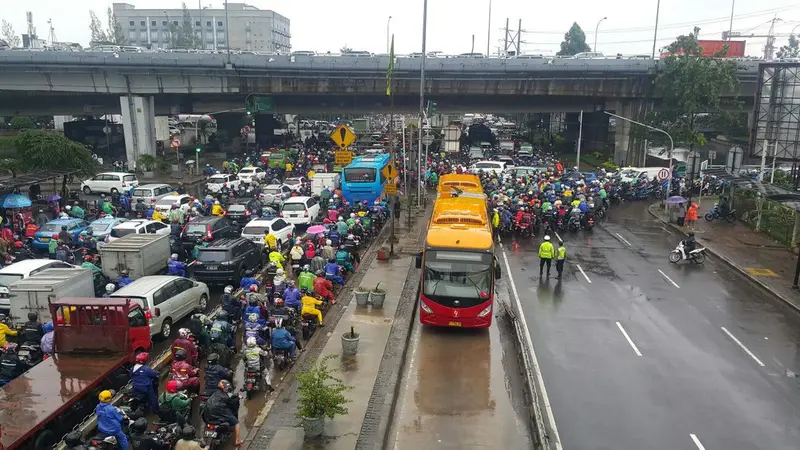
381,162 -> 397,180
331,124 -> 356,150
657,167 -> 671,181
103,126 -> 112,135
708,150 -> 716,161
422,133 -> 434,146
171,139 -> 181,148
334,151 -> 353,165
385,183 -> 397,195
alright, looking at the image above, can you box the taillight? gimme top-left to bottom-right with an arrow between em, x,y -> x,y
145,308 -> 153,322
279,212 -> 284,217
154,308 -> 161,317
304,210 -> 309,217
223,183 -> 228,188
207,226 -> 213,239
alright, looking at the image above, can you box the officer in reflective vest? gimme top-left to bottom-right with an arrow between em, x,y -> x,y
556,241 -> 566,279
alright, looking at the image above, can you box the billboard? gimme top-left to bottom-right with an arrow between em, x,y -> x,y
660,40 -> 745,58
750,64 -> 800,161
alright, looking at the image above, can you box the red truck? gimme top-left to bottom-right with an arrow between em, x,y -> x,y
0,298 -> 152,450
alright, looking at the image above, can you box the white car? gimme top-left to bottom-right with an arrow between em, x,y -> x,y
107,219 -> 171,242
206,173 -> 241,193
81,172 -> 139,195
154,194 -> 192,213
469,161 -> 506,176
280,196 -> 321,226
283,177 -> 307,192
237,167 -> 267,184
241,218 -> 295,250
261,184 -> 293,206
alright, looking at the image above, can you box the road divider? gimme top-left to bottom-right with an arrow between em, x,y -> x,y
575,264 -> 592,283
720,326 -> 765,367
615,233 -> 632,246
615,321 -> 643,356
657,269 -> 680,288
690,433 -> 707,450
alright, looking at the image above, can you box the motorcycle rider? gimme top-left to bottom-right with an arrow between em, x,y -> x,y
300,288 -> 324,326
95,390 -> 129,450
0,314 -> 17,347
268,248 -> 285,270
209,312 -> 235,349
243,296 -> 265,323
168,254 -> 187,277
273,268 -> 286,293
313,270 -> 335,305
297,264 -> 315,292
243,336 -> 270,384
40,321 -> 54,355
130,352 -> 160,414
188,314 -> 211,349
335,248 -> 355,274
21,312 -> 44,347
202,380 -> 243,447
170,349 -> 200,393
270,318 -> 297,359
283,280 -> 302,312
104,283 -> 116,298
325,258 -> 345,285
0,343 -> 27,387
221,285 -> 242,320
683,231 -> 697,254
172,328 -> 199,367
175,425 -> 209,450
128,418 -> 158,450
118,270 -> 134,288
81,254 -> 102,274
204,353 -> 232,395
239,270 -> 260,292
158,379 -> 193,426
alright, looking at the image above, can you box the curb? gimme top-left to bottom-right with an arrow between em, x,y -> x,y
646,205 -> 800,315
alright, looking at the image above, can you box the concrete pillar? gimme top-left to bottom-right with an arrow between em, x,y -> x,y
613,100 -> 635,166
120,95 -> 157,166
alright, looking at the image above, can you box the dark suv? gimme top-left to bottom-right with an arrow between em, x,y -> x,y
225,199 -> 263,225
192,238 -> 262,283
180,216 -> 240,250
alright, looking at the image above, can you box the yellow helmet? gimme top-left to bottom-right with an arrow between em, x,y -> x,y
98,390 -> 114,403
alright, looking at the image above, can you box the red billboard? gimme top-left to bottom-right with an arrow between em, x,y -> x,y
660,40 -> 746,58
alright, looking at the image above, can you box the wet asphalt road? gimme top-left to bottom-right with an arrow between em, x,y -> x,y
388,280 -> 533,449
501,202 -> 800,450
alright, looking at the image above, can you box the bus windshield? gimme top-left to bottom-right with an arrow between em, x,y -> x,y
344,167 -> 376,183
423,250 -> 492,307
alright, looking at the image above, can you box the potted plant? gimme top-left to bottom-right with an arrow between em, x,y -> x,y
136,154 -> 157,178
296,355 -> 353,439
370,282 -> 386,308
353,286 -> 370,307
341,326 -> 359,356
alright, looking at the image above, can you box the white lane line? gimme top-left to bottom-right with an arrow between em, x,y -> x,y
501,249 -> 563,450
721,326 -> 766,367
575,264 -> 592,283
554,231 -> 562,242
615,321 -> 643,356
660,226 -> 670,233
657,269 -> 680,288
615,233 -> 632,246
690,434 -> 707,450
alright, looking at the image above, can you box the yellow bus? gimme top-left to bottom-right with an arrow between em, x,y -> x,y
415,190 -> 501,328
436,174 -> 483,196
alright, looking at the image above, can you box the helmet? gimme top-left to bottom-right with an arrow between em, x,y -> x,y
166,380 -> 179,394
207,353 -> 220,365
65,205 -> 72,211
84,255 -> 93,262
249,284 -> 258,293
61,225 -> 68,231
218,379 -> 232,393
544,235 -> 551,241
248,297 -> 258,306
2,343 -> 18,353
688,232 -> 695,238
246,336 -> 257,347
245,269 -> 254,277
181,425 -> 197,440
27,312 -> 38,321
217,311 -> 228,321
65,432 -> 83,448
326,239 -> 332,246
338,216 -> 343,221
174,349 -> 187,361
98,390 -> 114,403
224,285 -> 234,294
135,352 -> 149,364
273,317 -> 284,328
302,264 -> 310,272
106,283 -> 116,294
171,253 -> 178,260
350,213 -> 355,218
315,270 -> 324,277
13,241 -> 22,249
178,328 -> 190,339
43,321 -> 53,333
131,417 -> 148,433
276,268 -> 284,275
274,297 -> 284,306
247,313 -> 259,323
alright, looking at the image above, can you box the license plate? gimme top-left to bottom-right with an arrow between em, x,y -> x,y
448,321 -> 462,327
204,431 -> 217,438
40,237 -> 50,242
18,350 -> 29,356
205,265 -> 218,270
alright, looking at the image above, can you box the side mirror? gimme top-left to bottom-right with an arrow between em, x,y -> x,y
414,252 -> 422,269
494,266 -> 502,280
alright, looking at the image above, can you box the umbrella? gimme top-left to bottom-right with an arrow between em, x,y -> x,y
2,194 -> 32,209
307,225 -> 326,235
47,194 -> 62,202
664,196 -> 687,205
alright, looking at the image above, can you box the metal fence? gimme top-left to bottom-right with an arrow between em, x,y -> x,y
734,189 -> 797,247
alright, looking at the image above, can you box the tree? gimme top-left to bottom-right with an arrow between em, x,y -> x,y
777,35 -> 799,59
1,20 -> 20,48
340,46 -> 352,54
639,27 -> 740,150
168,3 -> 200,49
557,23 -> 591,56
89,11 -> 109,46
9,116 -> 36,131
14,130 -> 95,175
106,8 -> 127,45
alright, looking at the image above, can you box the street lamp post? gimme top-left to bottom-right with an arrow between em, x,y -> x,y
651,0 -> 661,59
386,16 -> 392,53
594,17 -> 607,52
418,0 -> 428,208
224,0 -> 231,63
605,111 -> 674,198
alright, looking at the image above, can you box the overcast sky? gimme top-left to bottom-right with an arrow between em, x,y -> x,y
1,1 -> 798,56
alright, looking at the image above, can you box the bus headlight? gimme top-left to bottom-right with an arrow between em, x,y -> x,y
477,304 -> 492,317
420,300 -> 433,314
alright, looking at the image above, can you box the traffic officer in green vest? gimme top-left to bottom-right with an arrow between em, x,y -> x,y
556,241 -> 566,279
538,235 -> 555,278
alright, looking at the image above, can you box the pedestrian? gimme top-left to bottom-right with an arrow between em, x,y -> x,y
686,202 -> 698,228
538,235 -> 555,278
556,241 -> 566,279
676,202 -> 686,227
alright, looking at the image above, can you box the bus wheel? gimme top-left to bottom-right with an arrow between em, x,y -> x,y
34,430 -> 56,450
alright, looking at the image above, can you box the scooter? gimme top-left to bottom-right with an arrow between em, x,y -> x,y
17,343 -> 42,366
243,365 -> 263,399
669,241 -> 706,264
704,204 -> 736,223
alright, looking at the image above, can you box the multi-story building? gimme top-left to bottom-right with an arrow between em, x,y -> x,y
111,2 -> 290,53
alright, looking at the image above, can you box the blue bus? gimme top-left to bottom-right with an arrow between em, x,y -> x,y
341,154 -> 391,205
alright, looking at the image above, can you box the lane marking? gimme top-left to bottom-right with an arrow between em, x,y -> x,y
502,249 -> 563,450
554,231 -> 562,242
575,264 -> 592,283
615,321 -> 643,356
657,269 -> 680,288
615,233 -> 632,246
690,434 -> 706,450
660,226 -> 670,233
721,326 -> 765,367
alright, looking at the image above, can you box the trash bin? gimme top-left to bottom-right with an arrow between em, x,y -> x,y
370,289 -> 386,308
354,289 -> 370,307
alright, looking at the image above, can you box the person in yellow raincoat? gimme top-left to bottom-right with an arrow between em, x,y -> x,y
211,201 -> 224,216
0,320 -> 17,347
152,208 -> 164,223
263,230 -> 278,252
300,289 -> 323,325
268,249 -> 285,270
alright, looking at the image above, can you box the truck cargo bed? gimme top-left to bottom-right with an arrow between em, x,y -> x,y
0,353 -> 126,450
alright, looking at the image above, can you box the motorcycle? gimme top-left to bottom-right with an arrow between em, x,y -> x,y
243,366 -> 262,399
301,313 -> 318,340
17,343 -> 42,366
149,422 -> 181,450
584,213 -> 595,231
515,221 -> 533,238
272,347 -> 292,372
567,216 -> 581,233
704,204 -> 736,223
668,241 -> 706,264
203,422 -> 231,450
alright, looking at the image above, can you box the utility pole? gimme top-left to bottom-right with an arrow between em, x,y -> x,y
504,18 -> 509,55
486,0 -> 491,56
501,19 -> 524,56
764,15 -> 781,60
418,0 -> 428,208
576,111 -> 584,171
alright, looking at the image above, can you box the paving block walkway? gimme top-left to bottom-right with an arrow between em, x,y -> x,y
648,203 -> 800,312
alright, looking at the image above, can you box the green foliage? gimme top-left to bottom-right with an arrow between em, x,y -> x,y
296,355 -> 353,420
777,35 -> 799,59
557,23 -> 591,57
1,20 -> 21,48
0,158 -> 21,177
88,9 -> 127,46
137,154 -> 158,172
600,158 -> 619,171
641,27 -> 740,149
106,8 -> 128,46
340,46 -> 353,54
0,135 -> 17,155
14,130 -> 95,176
169,3 -> 201,49
9,116 -> 36,131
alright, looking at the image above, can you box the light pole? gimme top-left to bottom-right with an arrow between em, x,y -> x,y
605,111 -> 674,198
652,0 -> 661,59
418,0 -> 428,208
594,17 -> 607,52
224,0 -> 231,63
727,0 -> 735,41
386,16 -> 392,53
486,0 -> 492,56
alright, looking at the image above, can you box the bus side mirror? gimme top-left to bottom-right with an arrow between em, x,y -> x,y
495,265 -> 502,279
414,252 -> 422,269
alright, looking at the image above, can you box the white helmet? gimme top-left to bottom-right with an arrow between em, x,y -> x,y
349,213 -> 355,218
544,235 -> 551,241
338,216 -> 343,221
105,283 -> 116,293
276,268 -> 284,275
326,239 -> 332,246
224,285 -> 234,294
178,328 -> 190,339
170,253 -> 178,260
246,336 -> 257,347
65,205 -> 72,211
59,212 -> 69,219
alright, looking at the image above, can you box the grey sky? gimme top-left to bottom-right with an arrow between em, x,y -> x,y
1,1 -> 798,56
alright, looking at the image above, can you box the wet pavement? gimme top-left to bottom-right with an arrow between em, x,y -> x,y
502,202 -> 800,450
387,279 -> 533,450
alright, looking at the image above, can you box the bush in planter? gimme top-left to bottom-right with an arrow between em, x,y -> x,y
136,154 -> 158,173
296,354 -> 353,421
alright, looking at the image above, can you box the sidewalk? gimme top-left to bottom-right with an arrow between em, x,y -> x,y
244,207 -> 429,449
648,204 -> 800,312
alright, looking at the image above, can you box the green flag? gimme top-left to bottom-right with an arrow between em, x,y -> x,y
386,34 -> 395,96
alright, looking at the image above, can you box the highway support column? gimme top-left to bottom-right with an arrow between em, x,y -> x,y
120,95 -> 157,166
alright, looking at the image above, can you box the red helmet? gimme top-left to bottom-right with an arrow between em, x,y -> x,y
84,255 -> 93,262
166,379 -> 179,394
135,352 -> 149,364
13,241 -> 22,249
249,285 -> 258,292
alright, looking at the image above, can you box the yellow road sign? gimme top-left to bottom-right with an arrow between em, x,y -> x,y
382,162 -> 397,180
385,183 -> 397,194
334,151 -> 353,165
331,124 -> 356,150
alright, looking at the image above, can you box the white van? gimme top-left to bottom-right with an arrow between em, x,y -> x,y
132,184 -> 174,204
311,173 -> 341,196
0,259 -> 76,315
619,167 -> 667,184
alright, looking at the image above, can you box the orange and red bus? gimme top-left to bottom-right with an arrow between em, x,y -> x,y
416,177 -> 500,328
